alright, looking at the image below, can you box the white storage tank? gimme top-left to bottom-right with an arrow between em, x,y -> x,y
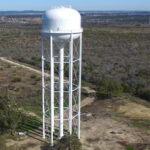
41,7 -> 83,40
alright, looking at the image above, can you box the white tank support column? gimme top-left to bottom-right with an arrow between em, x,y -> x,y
78,33 -> 82,139
50,35 -> 54,146
41,35 -> 45,139
69,33 -> 73,134
59,44 -> 64,138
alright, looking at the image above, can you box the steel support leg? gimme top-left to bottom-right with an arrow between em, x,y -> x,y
78,34 -> 82,139
59,44 -> 64,138
41,35 -> 45,139
69,34 -> 73,135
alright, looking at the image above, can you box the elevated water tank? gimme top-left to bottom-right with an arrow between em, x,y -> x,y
41,7 -> 83,40
41,6 -> 83,146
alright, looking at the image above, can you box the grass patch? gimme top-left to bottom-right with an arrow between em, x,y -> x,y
131,120 -> 150,130
18,90 -> 42,117
125,145 -> 134,150
0,135 -> 6,150
19,116 -> 42,132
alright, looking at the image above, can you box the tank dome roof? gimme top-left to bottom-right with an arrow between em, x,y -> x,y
41,7 -> 82,34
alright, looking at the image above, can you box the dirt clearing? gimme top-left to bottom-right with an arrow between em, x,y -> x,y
1,59 -> 150,150
118,102 -> 150,120
81,97 -> 150,150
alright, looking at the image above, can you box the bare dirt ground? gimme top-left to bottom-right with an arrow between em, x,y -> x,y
4,96 -> 96,150
0,58 -> 42,97
81,96 -> 150,150
1,58 -> 150,150
5,95 -> 150,150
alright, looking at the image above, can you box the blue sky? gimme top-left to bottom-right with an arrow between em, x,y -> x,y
0,0 -> 150,11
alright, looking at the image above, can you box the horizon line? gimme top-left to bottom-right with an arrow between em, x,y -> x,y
0,9 -> 150,12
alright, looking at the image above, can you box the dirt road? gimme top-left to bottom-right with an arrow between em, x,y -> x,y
0,57 -> 50,78
0,57 -> 93,94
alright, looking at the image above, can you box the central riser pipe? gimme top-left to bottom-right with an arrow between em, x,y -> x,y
50,36 -> 54,146
59,44 -> 64,138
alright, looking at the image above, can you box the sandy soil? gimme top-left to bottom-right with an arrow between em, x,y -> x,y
81,118 -> 145,150
81,98 -> 150,150
118,102 -> 150,120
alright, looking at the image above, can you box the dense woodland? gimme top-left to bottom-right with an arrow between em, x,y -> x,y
0,12 -> 150,100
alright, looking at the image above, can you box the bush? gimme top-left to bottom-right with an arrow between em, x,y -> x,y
11,77 -> 21,82
55,135 -> 82,150
96,79 -> 123,99
31,57 -> 41,63
125,145 -> 134,150
136,87 -> 150,101
30,57 -> 41,66
30,74 -> 37,79
35,77 -> 41,81
122,83 -> 133,93
7,64 -> 11,68
0,94 -> 24,134
8,84 -> 16,90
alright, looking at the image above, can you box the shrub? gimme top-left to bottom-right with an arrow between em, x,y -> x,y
125,145 -> 134,150
30,74 -> 37,79
55,135 -> 82,150
8,84 -> 16,90
136,87 -> 150,101
31,57 -> 41,63
30,57 -> 41,66
45,62 -> 49,70
7,64 -> 11,68
32,81 -> 37,85
0,93 -> 41,135
96,79 -> 123,99
16,57 -> 25,63
11,77 -> 21,82
0,94 -> 24,134
122,83 -> 133,93
0,67 -> 3,71
35,77 -> 41,81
